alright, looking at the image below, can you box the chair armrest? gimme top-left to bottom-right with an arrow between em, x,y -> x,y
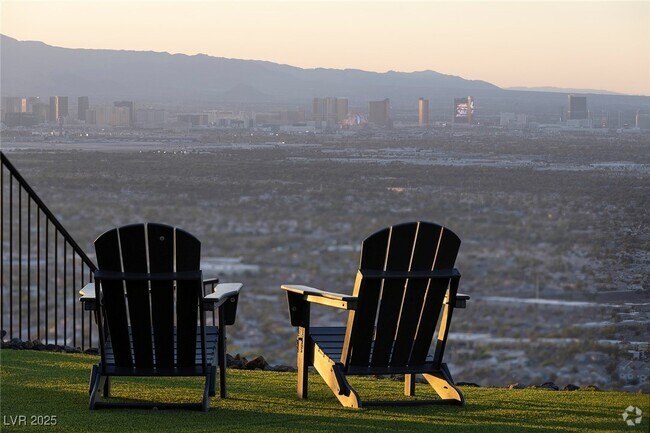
203,283 -> 242,325
204,283 -> 242,306
79,283 -> 96,311
282,284 -> 357,310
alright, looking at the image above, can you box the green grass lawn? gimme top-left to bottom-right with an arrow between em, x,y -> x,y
1,350 -> 648,432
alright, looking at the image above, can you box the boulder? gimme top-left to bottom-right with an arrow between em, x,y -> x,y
535,382 -> 559,391
245,355 -> 269,370
227,353 -> 247,369
581,385 -> 600,391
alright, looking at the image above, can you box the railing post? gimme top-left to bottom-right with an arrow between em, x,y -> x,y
9,174 -> 13,338
1,163 -> 3,335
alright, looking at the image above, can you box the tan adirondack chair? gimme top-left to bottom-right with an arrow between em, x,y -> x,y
282,221 -> 469,408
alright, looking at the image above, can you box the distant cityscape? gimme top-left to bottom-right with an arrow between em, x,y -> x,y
2,93 -> 650,138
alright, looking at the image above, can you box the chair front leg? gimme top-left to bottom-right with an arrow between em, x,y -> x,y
404,374 -> 416,396
287,293 -> 312,400
297,325 -> 310,399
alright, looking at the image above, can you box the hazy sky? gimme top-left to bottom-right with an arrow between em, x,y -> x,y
1,1 -> 649,95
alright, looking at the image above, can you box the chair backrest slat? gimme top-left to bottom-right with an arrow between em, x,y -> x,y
95,228 -> 133,367
175,227 -> 201,368
343,221 -> 461,370
119,224 -> 154,368
409,227 -> 460,364
391,222 -> 442,366
94,223 -> 203,370
344,228 -> 389,366
370,223 -> 417,367
147,224 -> 175,368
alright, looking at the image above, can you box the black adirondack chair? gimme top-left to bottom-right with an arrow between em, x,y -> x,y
282,221 -> 469,408
79,223 -> 242,411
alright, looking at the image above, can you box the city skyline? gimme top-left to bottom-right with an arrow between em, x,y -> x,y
1,1 -> 649,96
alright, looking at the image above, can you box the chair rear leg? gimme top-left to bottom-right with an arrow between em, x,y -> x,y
89,365 -> 102,410
202,375 -> 211,412
312,347 -> 360,408
422,364 -> 464,405
219,363 -> 227,398
209,365 -> 217,397
102,376 -> 111,398
88,365 -> 97,395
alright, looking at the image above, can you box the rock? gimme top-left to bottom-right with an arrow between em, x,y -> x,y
245,355 -> 269,370
508,383 -> 525,390
1,338 -> 92,355
34,342 -> 48,351
227,353 -> 247,369
457,382 -> 480,387
1,329 -> 6,339
540,382 -> 559,391
84,347 -> 99,355
581,385 -> 600,391
563,384 -> 579,391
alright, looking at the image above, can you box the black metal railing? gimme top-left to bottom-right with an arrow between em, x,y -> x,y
1,152 -> 97,349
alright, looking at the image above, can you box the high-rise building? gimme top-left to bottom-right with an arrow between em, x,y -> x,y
418,97 -> 429,127
567,95 -> 587,120
31,101 -> 49,124
78,96 -> 89,121
453,97 -> 473,124
368,99 -> 390,127
336,98 -> 348,123
313,97 -> 348,129
637,110 -> 650,130
86,105 -> 131,127
49,96 -> 69,122
1,97 -> 28,113
114,100 -> 135,126
500,112 -> 516,127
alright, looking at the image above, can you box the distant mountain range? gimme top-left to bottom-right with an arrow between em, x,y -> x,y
507,86 -> 624,96
1,34 -> 648,112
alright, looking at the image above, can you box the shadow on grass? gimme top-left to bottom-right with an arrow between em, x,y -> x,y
1,350 -> 648,433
